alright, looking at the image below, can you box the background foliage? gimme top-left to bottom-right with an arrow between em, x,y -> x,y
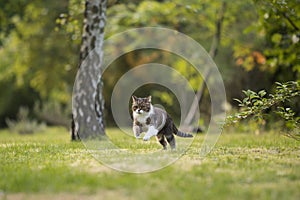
0,0 -> 299,132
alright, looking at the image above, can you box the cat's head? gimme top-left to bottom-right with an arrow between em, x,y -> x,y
132,96 -> 152,115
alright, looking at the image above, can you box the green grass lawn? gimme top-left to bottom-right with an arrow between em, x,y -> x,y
0,127 -> 299,200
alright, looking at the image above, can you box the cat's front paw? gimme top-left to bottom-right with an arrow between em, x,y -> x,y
135,135 -> 141,139
134,132 -> 141,139
143,135 -> 150,141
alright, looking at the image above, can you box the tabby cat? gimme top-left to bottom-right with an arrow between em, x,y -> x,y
132,96 -> 193,150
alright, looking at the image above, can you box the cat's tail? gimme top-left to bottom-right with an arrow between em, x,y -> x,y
176,130 -> 193,137
173,126 -> 193,138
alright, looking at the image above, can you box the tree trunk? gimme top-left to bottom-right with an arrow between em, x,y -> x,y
183,2 -> 227,130
71,0 -> 107,140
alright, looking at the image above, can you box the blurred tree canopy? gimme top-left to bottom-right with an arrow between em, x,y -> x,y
0,0 -> 77,125
0,0 -> 299,128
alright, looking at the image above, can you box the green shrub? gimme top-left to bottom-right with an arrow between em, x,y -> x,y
226,81 -> 300,140
34,100 -> 71,128
6,107 -> 46,134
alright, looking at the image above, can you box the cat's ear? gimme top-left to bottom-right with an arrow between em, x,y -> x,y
132,95 -> 138,102
147,95 -> 152,103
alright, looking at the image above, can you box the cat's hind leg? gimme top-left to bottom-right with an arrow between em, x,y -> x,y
156,133 -> 167,150
166,134 -> 176,150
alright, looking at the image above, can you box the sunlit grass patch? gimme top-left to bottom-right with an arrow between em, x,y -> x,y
82,128 -> 195,173
0,127 -> 299,199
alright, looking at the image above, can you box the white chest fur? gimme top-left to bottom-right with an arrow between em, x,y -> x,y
133,105 -> 156,134
133,113 -> 149,132
133,112 -> 148,124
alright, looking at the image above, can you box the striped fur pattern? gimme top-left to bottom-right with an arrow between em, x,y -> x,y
132,96 -> 193,150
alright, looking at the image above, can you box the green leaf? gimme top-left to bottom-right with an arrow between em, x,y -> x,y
258,90 -> 266,97
271,33 -> 282,44
233,98 -> 242,104
249,93 -> 259,99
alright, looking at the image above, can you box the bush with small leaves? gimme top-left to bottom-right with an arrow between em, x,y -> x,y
6,107 -> 46,134
226,81 -> 299,140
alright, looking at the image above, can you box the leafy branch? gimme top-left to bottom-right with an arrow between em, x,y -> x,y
226,81 -> 300,140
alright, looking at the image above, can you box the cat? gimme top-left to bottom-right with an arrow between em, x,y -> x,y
131,95 -> 193,150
